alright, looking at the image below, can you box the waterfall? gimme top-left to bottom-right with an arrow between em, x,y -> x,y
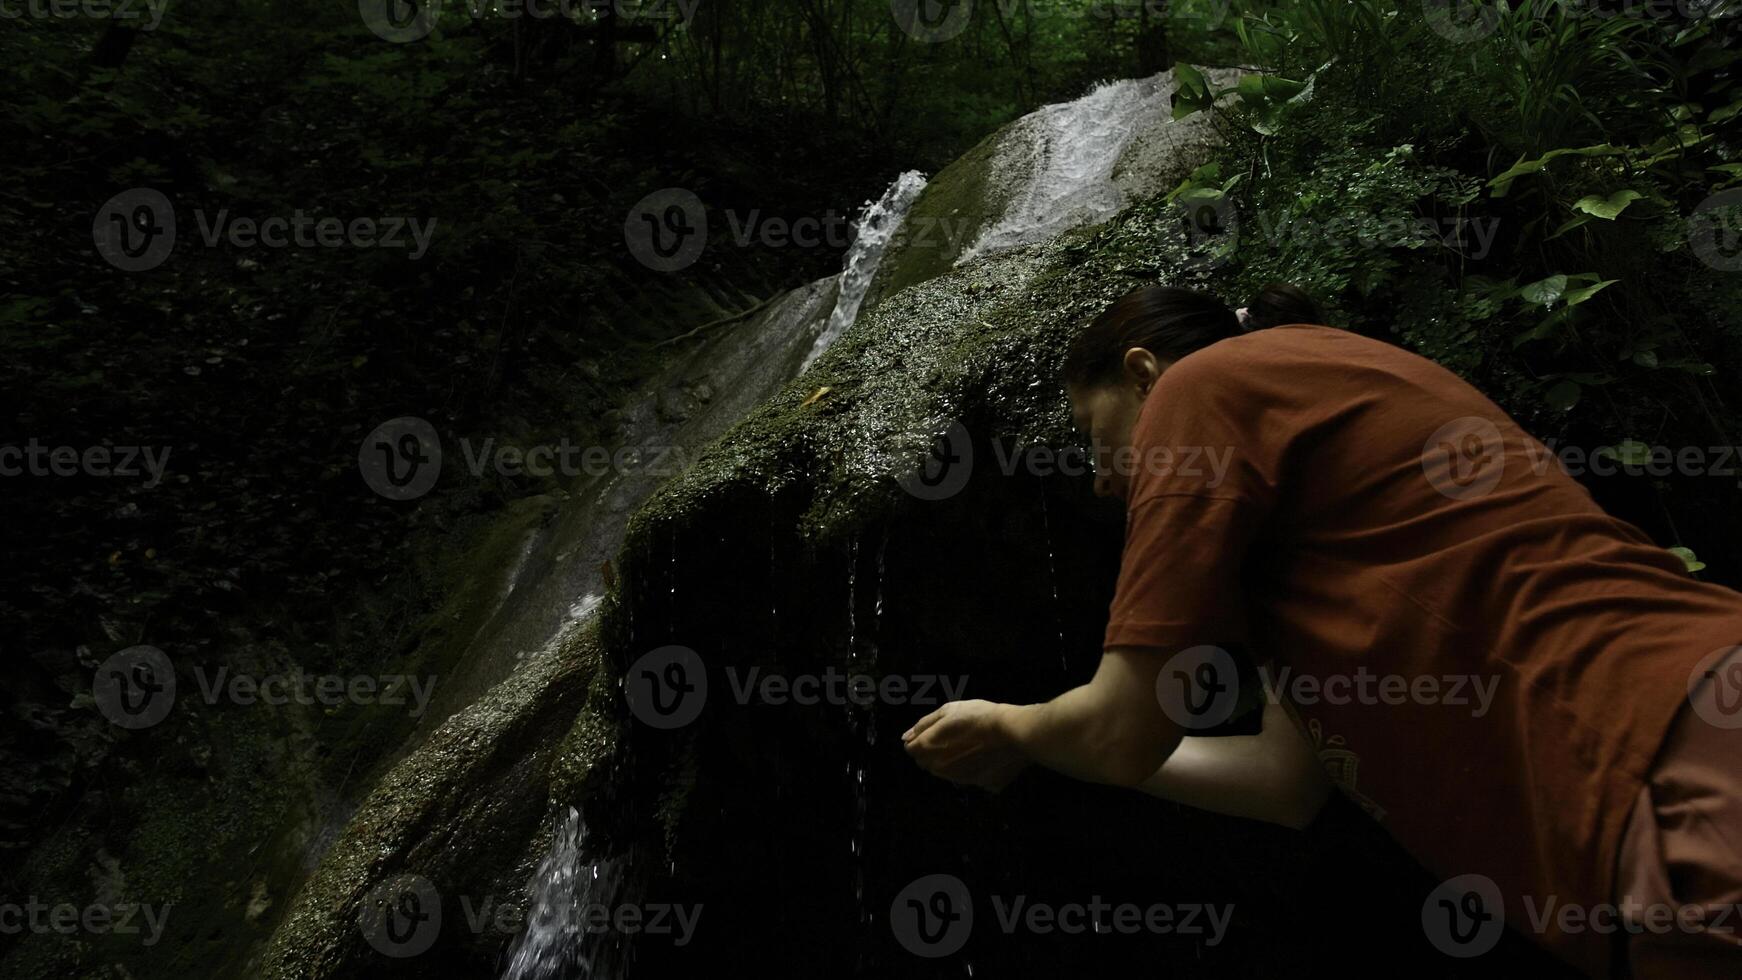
800,170 -> 929,371
264,70 -> 1239,978
491,171 -> 930,980
500,808 -> 626,980
407,170 -> 933,740
956,73 -> 1182,264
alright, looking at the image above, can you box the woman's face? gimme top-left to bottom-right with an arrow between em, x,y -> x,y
1066,348 -> 1167,502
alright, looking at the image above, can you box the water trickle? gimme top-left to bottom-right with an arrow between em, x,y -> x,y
800,170 -> 930,371
501,807 -> 628,980
846,538 -> 859,660
873,531 -> 888,625
1037,484 -> 1068,675
668,530 -> 678,638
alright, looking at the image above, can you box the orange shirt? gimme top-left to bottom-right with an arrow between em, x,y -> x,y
1102,323 -> 1742,975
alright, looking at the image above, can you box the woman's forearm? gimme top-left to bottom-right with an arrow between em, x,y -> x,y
1137,700 -> 1331,830
999,649 -> 1186,788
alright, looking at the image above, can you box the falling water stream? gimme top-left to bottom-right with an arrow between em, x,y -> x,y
500,808 -> 628,980
802,171 -> 930,371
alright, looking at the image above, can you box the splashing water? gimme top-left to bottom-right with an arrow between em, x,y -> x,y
501,807 -> 628,980
957,73 -> 1184,264
801,170 -> 930,371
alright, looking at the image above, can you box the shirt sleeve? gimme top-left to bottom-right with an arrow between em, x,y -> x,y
1101,351 -> 1280,652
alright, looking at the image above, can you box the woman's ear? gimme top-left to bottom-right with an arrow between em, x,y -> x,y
1121,347 -> 1167,396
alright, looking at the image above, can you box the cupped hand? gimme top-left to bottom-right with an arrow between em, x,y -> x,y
903,699 -> 1029,791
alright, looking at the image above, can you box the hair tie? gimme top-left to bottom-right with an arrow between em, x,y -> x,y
1235,307 -> 1252,329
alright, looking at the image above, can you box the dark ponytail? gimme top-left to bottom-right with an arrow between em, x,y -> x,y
1239,282 -> 1325,331
1063,285 -> 1240,389
1064,282 -> 1326,388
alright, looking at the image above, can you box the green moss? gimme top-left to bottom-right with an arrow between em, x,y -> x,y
862,125 -> 1009,309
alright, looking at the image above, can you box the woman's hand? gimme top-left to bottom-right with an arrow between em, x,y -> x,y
903,699 -> 1030,791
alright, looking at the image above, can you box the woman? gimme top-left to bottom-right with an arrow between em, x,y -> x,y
904,283 -> 1742,978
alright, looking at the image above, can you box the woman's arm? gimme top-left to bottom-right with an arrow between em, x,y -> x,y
1137,698 -> 1331,830
905,648 -> 1185,790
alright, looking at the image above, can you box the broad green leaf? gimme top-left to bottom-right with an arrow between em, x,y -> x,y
1512,307 -> 1574,348
1547,214 -> 1591,240
1165,162 -> 1222,202
1563,279 -> 1617,306
1597,439 -> 1652,466
1172,64 -> 1213,120
1488,144 -> 1623,196
1662,360 -> 1716,375
1632,349 -> 1659,368
1546,380 -> 1582,411
1520,275 -> 1569,306
1572,190 -> 1642,220
1668,546 -> 1707,573
1259,75 -> 1307,101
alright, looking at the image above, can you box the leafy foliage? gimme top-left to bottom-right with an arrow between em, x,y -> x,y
1167,0 -> 1742,573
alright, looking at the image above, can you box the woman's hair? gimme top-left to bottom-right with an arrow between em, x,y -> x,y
1063,282 -> 1323,388
1242,282 -> 1325,331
